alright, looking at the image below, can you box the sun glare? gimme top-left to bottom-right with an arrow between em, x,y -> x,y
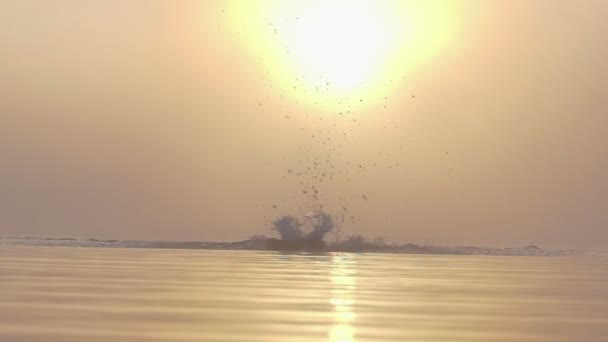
227,0 -> 456,109
281,1 -> 405,91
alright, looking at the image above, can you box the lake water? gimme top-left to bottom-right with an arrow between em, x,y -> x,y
1,246 -> 607,341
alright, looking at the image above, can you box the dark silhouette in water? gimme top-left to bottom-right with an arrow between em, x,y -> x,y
266,211 -> 335,251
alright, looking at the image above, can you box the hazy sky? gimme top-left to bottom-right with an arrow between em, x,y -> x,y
1,0 -> 607,249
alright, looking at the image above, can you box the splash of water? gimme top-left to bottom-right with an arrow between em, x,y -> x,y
273,215 -> 304,243
270,211 -> 335,250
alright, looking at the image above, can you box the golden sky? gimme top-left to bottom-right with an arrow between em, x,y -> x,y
1,0 -> 607,249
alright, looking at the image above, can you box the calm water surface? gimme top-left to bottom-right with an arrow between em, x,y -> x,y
1,246 -> 607,341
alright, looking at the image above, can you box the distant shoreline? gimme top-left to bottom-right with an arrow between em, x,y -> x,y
0,236 -> 584,257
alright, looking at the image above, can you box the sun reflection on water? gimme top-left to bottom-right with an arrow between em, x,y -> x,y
329,254 -> 356,342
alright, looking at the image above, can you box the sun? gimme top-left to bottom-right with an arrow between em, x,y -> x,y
227,0 -> 456,109
276,1 -> 406,91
